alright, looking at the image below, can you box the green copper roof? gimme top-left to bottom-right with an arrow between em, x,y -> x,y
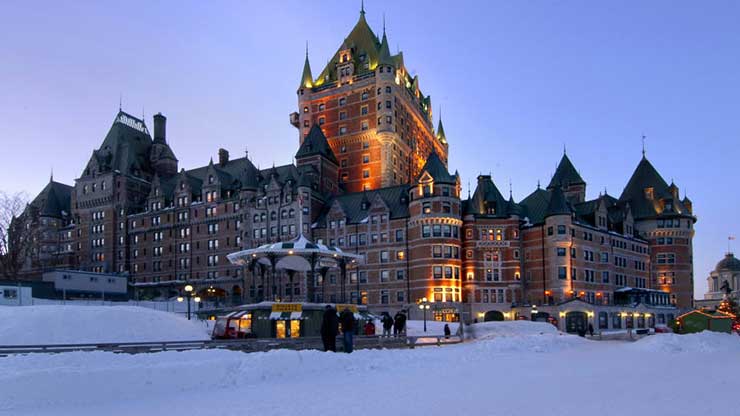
519,187 -> 551,224
377,29 -> 393,66
30,180 -> 72,218
436,118 -> 447,144
315,12 -> 381,85
548,154 -> 585,189
300,52 -> 313,88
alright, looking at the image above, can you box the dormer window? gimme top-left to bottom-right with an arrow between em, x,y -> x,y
342,54 -> 349,63
208,175 -> 214,184
644,187 -> 654,200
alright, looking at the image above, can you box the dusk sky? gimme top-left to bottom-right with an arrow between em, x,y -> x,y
1,0 -> 738,295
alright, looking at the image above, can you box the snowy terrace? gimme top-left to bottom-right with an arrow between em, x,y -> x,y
0,305 -> 738,415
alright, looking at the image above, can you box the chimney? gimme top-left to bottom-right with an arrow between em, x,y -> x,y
153,113 -> 166,142
218,148 -> 229,165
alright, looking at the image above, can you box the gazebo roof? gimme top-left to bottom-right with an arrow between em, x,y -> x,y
226,234 -> 363,272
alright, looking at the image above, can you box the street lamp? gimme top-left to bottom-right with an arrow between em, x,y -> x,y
417,297 -> 431,332
177,284 -> 195,320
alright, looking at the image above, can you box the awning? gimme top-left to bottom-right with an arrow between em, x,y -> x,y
269,311 -> 303,320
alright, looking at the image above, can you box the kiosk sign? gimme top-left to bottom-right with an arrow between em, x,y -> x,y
271,303 -> 302,313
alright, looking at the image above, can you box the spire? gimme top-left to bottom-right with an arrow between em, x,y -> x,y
360,0 -> 365,16
378,22 -> 393,66
563,143 -> 566,155
545,184 -> 571,218
300,42 -> 313,88
548,153 -> 585,190
642,134 -> 646,158
436,112 -> 447,144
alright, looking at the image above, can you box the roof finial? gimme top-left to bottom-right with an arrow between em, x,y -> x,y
305,41 -> 309,58
467,180 -> 471,199
382,12 -> 386,35
50,167 -> 54,182
119,93 -> 122,111
360,0 -> 365,15
245,146 -> 249,160
642,134 -> 646,158
563,143 -> 567,155
537,179 -> 541,189
509,178 -> 513,199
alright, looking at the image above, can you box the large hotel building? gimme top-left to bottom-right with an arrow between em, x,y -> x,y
14,8 -> 695,326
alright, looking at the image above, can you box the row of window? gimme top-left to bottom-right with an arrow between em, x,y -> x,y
421,224 -> 460,239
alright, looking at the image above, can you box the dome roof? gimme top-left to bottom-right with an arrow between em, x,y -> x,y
716,253 -> 740,272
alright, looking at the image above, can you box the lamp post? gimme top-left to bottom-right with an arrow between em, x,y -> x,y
177,284 -> 198,320
417,297 -> 431,332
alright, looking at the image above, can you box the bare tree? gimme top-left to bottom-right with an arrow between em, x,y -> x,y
0,191 -> 31,280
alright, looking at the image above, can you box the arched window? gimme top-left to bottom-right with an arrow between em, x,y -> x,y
289,209 -> 295,218
260,213 -> 266,222
281,210 -> 287,219
270,211 -> 277,221
253,214 -> 259,223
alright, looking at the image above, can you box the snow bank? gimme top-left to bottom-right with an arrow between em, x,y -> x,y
464,320 -> 589,353
628,331 -> 740,353
0,305 -> 210,345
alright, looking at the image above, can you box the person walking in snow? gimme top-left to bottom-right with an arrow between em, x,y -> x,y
381,312 -> 393,337
444,323 -> 451,339
588,323 -> 594,337
394,311 -> 407,336
339,307 -> 356,353
320,305 -> 339,352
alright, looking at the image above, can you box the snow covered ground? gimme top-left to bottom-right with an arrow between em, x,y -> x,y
0,305 -> 210,345
2,318 -> 739,416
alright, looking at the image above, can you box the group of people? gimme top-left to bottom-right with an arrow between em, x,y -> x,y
319,307 -> 409,353
380,311 -> 407,337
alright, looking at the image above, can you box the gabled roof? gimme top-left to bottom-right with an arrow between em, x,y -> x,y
295,124 -> 338,164
30,180 -> 72,218
545,185 -> 572,217
416,151 -> 455,184
548,154 -> 585,189
317,185 -> 409,225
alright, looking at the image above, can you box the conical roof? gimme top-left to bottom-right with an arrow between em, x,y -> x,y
295,124 -> 338,164
300,51 -> 313,88
548,154 -> 585,189
378,29 -> 393,66
416,151 -> 455,184
545,184 -> 571,217
436,118 -> 447,144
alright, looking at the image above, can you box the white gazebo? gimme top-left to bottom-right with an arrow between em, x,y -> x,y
227,234 -> 364,303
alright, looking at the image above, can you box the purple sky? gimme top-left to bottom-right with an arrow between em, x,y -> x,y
1,0 -> 738,296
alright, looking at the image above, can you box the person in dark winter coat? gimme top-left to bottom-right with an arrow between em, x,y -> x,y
444,323 -> 451,339
588,323 -> 594,337
320,305 -> 339,352
393,311 -> 407,336
381,312 -> 393,337
339,308 -> 356,353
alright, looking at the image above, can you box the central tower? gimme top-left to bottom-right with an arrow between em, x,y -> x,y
292,6 -> 448,193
